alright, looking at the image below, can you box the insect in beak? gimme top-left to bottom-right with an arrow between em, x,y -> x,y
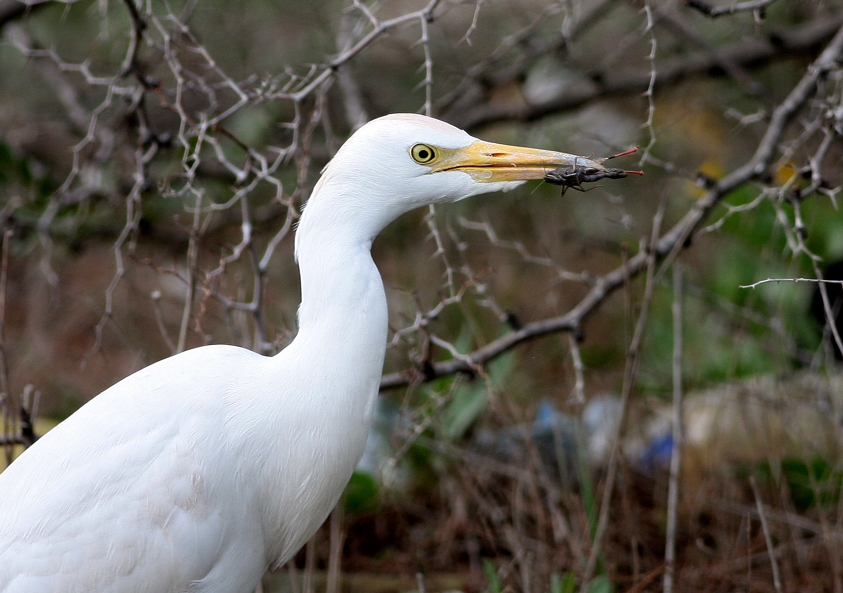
543,146 -> 644,196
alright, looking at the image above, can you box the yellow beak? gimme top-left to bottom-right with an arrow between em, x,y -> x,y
430,140 -> 606,183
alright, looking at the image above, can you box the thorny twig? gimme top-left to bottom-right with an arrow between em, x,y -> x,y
685,0 -> 778,19
741,278 -> 843,289
4,3 -> 843,588
382,21 -> 843,390
451,14 -> 843,130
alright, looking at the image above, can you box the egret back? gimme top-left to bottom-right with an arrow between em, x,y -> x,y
0,341 -> 379,592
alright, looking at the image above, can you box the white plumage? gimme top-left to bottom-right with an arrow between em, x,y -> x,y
0,114 -> 605,592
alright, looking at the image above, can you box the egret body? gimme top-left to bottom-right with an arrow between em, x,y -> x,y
0,114 -> 607,592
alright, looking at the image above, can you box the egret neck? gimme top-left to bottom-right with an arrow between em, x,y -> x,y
291,173 -> 391,438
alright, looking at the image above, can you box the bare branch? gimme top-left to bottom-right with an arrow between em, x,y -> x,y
664,265 -> 684,593
741,278 -> 843,289
581,203 -> 664,591
450,14 -> 843,130
382,22 -> 843,391
685,0 -> 778,19
750,476 -> 784,593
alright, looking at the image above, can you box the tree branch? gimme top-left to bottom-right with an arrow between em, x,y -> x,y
380,21 -> 843,392
686,0 -> 778,19
0,0 -> 51,31
449,14 -> 843,131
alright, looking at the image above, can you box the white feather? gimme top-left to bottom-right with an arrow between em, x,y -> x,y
0,114 -> 541,592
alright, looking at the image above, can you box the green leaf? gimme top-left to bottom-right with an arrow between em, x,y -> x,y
441,352 -> 514,441
482,558 -> 503,593
550,572 -> 576,593
587,574 -> 614,593
343,471 -> 379,514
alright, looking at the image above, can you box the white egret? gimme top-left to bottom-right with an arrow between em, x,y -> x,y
0,114 -> 613,592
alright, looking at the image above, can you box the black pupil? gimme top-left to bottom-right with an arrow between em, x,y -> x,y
418,149 -> 429,160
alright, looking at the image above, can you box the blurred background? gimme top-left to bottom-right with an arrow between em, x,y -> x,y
1,0 -> 843,591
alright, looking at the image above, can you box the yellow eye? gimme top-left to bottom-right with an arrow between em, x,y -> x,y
410,144 -> 437,164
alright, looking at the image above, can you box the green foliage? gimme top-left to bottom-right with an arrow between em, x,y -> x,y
579,342 -> 624,371
747,456 -> 843,512
441,352 -> 513,441
803,198 -> 843,261
441,380 -> 490,442
550,572 -> 576,593
641,282 -> 785,392
0,142 -> 31,187
482,558 -> 503,593
549,570 -> 614,593
638,179 -> 841,393
0,140 -> 54,209
343,471 -> 380,515
584,574 -> 614,593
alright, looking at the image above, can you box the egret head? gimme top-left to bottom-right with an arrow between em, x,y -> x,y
298,113 -> 603,251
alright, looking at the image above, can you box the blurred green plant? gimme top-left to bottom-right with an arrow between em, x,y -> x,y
746,455 -> 843,512
344,471 -> 380,515
482,558 -> 503,593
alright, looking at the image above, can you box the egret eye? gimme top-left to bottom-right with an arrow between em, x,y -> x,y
410,144 -> 437,164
